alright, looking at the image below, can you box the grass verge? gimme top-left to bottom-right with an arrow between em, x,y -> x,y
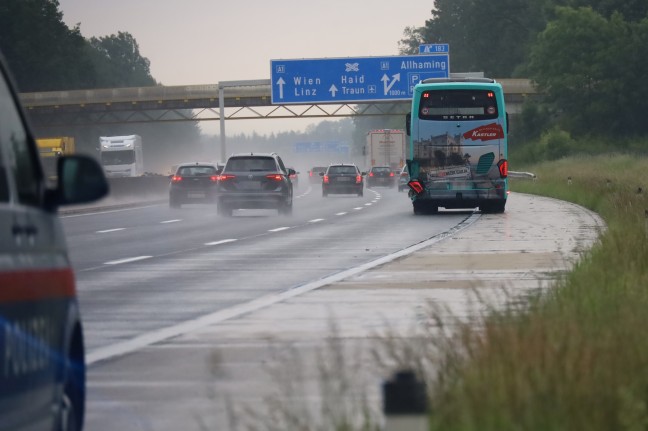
427,154 -> 648,430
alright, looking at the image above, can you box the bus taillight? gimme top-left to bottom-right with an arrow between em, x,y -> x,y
497,159 -> 508,178
408,180 -> 425,195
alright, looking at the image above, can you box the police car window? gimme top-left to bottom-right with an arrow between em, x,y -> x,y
0,71 -> 40,206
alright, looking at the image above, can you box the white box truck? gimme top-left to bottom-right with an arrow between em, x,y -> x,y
99,135 -> 144,177
365,129 -> 406,171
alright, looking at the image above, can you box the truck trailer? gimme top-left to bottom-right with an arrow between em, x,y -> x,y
365,129 -> 406,171
99,135 -> 143,177
36,137 -> 75,180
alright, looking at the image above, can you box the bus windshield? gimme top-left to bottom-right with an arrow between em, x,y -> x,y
419,90 -> 499,121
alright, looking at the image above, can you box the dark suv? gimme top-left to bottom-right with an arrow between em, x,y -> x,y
322,164 -> 364,197
216,153 -> 294,216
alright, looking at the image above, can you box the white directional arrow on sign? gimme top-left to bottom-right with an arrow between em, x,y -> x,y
276,77 -> 286,99
329,84 -> 338,98
381,73 -> 401,95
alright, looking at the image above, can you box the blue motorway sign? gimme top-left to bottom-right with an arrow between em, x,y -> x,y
419,43 -> 450,54
294,141 -> 349,154
270,54 -> 450,104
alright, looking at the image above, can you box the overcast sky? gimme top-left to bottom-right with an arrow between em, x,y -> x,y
57,0 -> 435,135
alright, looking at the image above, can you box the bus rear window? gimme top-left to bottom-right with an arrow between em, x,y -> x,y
419,90 -> 499,120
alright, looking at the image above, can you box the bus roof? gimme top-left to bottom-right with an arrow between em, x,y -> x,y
422,77 -> 495,84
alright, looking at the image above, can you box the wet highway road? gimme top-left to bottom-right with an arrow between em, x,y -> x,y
69,189 -> 604,430
62,184 -> 471,355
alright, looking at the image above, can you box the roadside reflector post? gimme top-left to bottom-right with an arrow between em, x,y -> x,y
382,370 -> 428,431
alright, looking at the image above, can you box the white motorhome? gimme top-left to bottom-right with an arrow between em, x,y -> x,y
99,135 -> 144,177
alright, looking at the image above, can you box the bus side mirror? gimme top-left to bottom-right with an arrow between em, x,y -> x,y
405,112 -> 411,136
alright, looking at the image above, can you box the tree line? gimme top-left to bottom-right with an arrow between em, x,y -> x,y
0,0 -> 155,92
399,0 -> 648,144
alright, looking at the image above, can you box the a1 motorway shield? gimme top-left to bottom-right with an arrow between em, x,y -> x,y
270,54 -> 449,104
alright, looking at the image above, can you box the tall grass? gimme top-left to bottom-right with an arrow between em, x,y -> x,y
426,154 -> 648,430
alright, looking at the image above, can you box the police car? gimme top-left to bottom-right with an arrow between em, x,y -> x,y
0,53 -> 108,430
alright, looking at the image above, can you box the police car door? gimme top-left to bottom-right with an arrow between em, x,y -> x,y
0,64 -> 70,430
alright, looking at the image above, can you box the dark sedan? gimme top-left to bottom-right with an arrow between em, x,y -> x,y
322,164 -> 364,197
169,162 -> 220,208
366,166 -> 396,188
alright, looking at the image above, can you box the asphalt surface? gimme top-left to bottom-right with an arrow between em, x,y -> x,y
60,186 -> 604,430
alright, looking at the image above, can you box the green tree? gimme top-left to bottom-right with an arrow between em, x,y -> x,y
0,0 -> 95,91
88,32 -> 157,88
399,0 -> 548,77
555,0 -> 648,21
528,7 -> 648,136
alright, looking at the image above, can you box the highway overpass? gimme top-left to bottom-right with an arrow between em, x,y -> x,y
21,78 -> 537,127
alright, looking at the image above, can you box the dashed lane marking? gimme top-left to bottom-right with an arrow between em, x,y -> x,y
96,228 -> 126,234
104,256 -> 153,265
204,239 -> 238,246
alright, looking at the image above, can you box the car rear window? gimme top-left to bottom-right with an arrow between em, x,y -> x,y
178,166 -> 217,176
227,157 -> 277,172
372,167 -> 391,173
328,166 -> 357,174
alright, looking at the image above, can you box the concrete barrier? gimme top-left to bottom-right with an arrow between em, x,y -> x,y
107,176 -> 170,198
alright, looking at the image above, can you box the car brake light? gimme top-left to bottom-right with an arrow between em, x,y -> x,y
497,159 -> 508,178
369,172 -> 374,177
390,172 -> 394,177
171,175 -> 182,183
323,175 -> 329,184
217,174 -> 236,181
210,175 -> 218,182
356,175 -> 362,183
408,180 -> 425,195
266,174 -> 283,181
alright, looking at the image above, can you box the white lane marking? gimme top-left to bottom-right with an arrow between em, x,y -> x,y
104,256 -> 153,265
309,219 -> 325,223
335,212 -> 347,216
86,212 -> 481,365
160,219 -> 182,224
269,227 -> 291,232
354,207 -> 363,210
205,239 -> 238,246
364,203 -> 372,206
96,228 -> 126,234
61,204 -> 163,218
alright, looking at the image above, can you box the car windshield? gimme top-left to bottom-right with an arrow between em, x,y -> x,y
328,166 -> 357,174
371,167 -> 391,173
226,157 -> 276,171
177,166 -> 216,176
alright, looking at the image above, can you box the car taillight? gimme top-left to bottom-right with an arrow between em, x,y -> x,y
323,175 -> 329,184
369,172 -> 374,177
356,175 -> 362,183
401,172 -> 408,177
389,172 -> 394,177
309,171 -> 313,177
210,175 -> 218,182
171,175 -> 182,183
217,174 -> 236,181
497,159 -> 508,178
266,174 -> 283,181
408,180 -> 425,195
